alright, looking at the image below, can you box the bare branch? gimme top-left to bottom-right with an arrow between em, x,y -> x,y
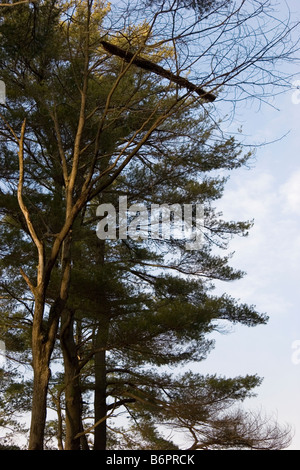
17,119 -> 44,288
50,107 -> 69,187
100,40 -> 216,102
0,0 -> 37,5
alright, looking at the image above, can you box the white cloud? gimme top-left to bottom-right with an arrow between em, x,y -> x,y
212,168 -> 300,317
279,169 -> 300,215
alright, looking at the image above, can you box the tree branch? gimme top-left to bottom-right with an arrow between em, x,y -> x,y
100,40 -> 216,102
17,119 -> 44,288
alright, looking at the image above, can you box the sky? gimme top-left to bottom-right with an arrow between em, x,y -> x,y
192,49 -> 300,448
184,0 -> 300,449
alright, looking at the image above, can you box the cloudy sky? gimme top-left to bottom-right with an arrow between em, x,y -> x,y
195,47 -> 300,448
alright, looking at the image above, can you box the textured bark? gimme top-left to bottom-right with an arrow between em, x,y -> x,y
61,310 -> 82,450
54,392 -> 64,450
93,316 -> 110,450
28,235 -> 72,449
93,239 -> 110,450
28,356 -> 51,450
29,295 -> 57,450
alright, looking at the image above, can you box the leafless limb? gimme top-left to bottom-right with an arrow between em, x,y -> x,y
100,40 -> 216,102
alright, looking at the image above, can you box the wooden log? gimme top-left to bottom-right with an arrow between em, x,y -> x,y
100,40 -> 216,102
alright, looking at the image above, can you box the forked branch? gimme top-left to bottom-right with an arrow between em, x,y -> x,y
17,119 -> 44,289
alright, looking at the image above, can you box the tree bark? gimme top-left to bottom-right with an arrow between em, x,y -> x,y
93,238 -> 110,450
54,391 -> 64,450
93,315 -> 110,450
61,309 -> 83,450
29,295 -> 57,450
29,354 -> 51,450
28,234 -> 72,449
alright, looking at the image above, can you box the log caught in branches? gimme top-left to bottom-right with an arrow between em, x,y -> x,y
100,40 -> 216,102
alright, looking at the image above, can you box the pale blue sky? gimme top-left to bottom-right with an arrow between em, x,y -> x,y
195,59 -> 300,449
190,0 -> 300,448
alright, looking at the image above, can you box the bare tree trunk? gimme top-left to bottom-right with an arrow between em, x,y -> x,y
53,390 -> 64,450
93,238 -> 110,451
29,295 -> 59,450
94,316 -> 109,450
29,349 -> 51,449
80,429 -> 90,450
28,233 -> 72,449
61,309 -> 82,450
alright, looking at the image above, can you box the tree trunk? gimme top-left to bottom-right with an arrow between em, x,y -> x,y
61,309 -> 83,450
29,296 -> 63,449
28,295 -> 48,450
93,315 -> 109,450
93,238 -> 110,450
28,235 -> 72,449
29,355 -> 51,450
54,391 -> 64,450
